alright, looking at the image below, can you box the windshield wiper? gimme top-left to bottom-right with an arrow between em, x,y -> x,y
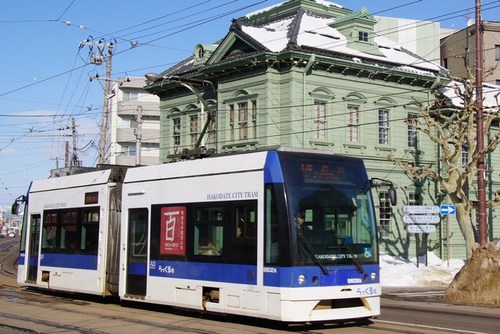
297,228 -> 329,275
339,238 -> 364,274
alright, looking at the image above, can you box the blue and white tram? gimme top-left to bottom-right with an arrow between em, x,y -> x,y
16,148 -> 389,323
120,148 -> 383,322
16,167 -> 126,296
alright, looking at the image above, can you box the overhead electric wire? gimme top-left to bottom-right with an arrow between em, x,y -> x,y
56,0 -> 77,21
115,0 -> 242,41
1,1 -> 497,176
0,64 -> 87,98
2,0 -> 490,102
101,0 -> 216,40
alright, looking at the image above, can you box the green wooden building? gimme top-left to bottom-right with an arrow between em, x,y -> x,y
145,0 -> 497,260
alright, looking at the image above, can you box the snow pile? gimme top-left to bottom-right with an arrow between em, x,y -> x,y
380,252 -> 465,287
443,240 -> 500,306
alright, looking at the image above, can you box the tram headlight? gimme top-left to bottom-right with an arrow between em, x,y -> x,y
297,274 -> 306,285
370,272 -> 377,281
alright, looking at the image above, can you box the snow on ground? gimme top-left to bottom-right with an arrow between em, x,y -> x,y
380,252 -> 465,287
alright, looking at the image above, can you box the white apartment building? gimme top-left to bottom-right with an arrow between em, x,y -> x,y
108,77 -> 160,166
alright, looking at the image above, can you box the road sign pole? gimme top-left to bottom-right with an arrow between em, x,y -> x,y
447,216 -> 450,267
415,234 -> 420,268
424,233 -> 428,266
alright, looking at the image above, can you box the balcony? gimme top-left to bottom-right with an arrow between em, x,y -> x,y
115,128 -> 160,144
116,100 -> 160,117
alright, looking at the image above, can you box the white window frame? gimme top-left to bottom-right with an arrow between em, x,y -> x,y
347,104 -> 359,142
378,108 -> 390,145
313,99 -> 327,140
407,114 -> 418,148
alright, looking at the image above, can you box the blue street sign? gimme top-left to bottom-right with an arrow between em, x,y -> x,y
440,205 -> 456,215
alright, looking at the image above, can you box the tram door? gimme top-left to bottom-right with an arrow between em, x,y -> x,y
26,214 -> 41,282
126,209 -> 148,296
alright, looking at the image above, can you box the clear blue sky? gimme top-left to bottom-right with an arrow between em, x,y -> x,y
0,0 -> 498,211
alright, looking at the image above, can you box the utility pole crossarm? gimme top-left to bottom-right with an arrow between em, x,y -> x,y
81,37 -> 115,165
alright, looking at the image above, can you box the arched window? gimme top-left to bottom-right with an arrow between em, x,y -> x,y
343,93 -> 367,143
167,108 -> 182,152
375,98 -> 396,145
310,88 -> 335,140
225,90 -> 258,142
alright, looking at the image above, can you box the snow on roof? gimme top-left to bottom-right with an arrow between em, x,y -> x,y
297,14 -> 345,48
245,3 -> 284,18
245,0 -> 343,18
241,10 -> 441,73
438,81 -> 500,109
311,0 -> 343,9
241,18 -> 294,52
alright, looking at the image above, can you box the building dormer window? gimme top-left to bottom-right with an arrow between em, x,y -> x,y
358,31 -> 368,42
329,8 -> 382,56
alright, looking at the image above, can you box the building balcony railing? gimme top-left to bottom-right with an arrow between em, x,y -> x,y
116,128 -> 160,144
116,100 -> 160,117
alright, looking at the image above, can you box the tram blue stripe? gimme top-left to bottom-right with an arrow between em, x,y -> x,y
263,264 -> 380,287
128,262 -> 147,275
149,260 -> 257,284
148,260 -> 379,288
40,253 -> 98,270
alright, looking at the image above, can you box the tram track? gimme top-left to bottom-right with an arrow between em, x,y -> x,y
0,237 -> 19,284
1,238 -> 496,333
0,283 -> 235,334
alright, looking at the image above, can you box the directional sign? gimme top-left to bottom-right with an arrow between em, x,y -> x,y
440,205 -> 456,215
403,215 -> 440,224
406,224 -> 436,234
403,205 -> 440,215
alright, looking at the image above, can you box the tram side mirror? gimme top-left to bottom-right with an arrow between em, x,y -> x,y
369,178 -> 397,206
389,184 -> 397,206
11,195 -> 26,215
11,202 -> 19,215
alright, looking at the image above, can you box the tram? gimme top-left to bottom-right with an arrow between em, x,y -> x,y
15,147 -> 394,323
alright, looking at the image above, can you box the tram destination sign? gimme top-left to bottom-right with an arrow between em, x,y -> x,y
402,205 -> 440,214
403,215 -> 440,224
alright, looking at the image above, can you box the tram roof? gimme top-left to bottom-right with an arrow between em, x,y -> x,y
124,150 -> 271,183
30,169 -> 113,193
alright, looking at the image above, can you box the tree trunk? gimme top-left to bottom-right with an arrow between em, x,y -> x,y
455,203 -> 476,259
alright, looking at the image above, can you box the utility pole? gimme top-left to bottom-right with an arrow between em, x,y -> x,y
475,0 -> 488,245
70,118 -> 81,167
64,142 -> 69,168
135,106 -> 143,166
80,38 -> 114,165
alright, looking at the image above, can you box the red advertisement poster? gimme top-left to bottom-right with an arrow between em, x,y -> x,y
160,206 -> 186,255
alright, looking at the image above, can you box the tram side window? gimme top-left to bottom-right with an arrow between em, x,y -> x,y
228,201 -> 257,264
265,186 -> 281,265
129,209 -> 148,259
235,205 -> 256,240
42,212 -> 58,249
41,207 -> 100,254
81,209 -> 99,252
194,207 -> 223,256
61,210 -> 79,250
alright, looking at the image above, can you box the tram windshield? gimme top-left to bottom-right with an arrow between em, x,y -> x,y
279,152 -> 378,266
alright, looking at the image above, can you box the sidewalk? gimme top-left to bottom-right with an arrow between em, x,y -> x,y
381,285 -> 500,316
